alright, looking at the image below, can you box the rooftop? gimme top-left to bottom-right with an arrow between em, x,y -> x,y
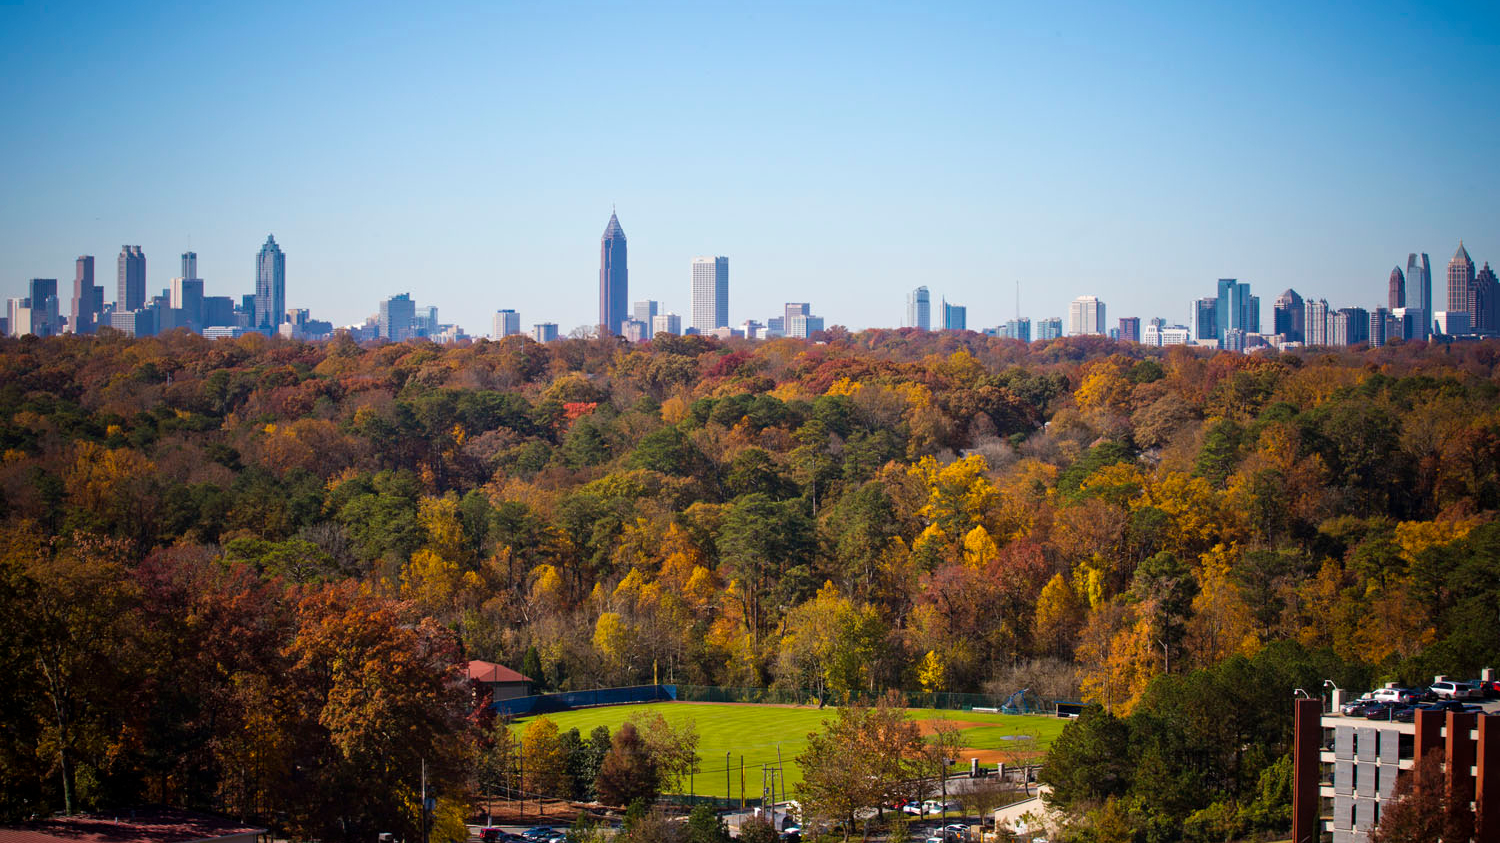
0,810 -> 264,843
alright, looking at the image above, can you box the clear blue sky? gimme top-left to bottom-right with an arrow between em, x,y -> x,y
2,1 -> 1497,336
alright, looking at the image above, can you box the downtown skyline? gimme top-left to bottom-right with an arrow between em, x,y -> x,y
2,3 -> 1498,336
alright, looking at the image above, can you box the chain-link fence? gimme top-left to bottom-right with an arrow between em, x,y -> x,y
674,684 -> 1058,714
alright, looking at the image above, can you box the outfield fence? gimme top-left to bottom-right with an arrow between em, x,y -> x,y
495,683 -> 1060,718
491,683 -> 677,717
674,684 -> 1058,714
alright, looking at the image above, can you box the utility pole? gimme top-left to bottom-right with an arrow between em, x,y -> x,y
725,752 -> 731,812
420,758 -> 429,843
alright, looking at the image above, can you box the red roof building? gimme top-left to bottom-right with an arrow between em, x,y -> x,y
465,660 -> 534,701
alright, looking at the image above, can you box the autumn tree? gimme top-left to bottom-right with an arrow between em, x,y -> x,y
520,717 -> 571,797
595,722 -> 660,806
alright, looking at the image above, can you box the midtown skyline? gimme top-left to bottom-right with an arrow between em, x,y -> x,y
7,227 -> 1500,345
2,3 -> 1496,337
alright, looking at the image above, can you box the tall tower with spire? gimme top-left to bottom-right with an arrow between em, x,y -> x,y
1448,241 -> 1476,326
599,211 -> 628,335
1388,266 -> 1404,309
255,235 -> 285,330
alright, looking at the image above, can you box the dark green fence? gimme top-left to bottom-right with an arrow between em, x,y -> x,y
674,684 -> 1056,714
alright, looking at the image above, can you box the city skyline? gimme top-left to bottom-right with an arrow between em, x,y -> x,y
2,3 -> 1497,337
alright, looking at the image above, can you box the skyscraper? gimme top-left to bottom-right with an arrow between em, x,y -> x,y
1447,241 -> 1477,335
1068,296 -> 1105,335
1194,297 -> 1219,341
785,302 -> 810,326
691,256 -> 729,333
906,286 -> 930,330
652,312 -> 682,336
181,252 -> 197,281
632,300 -> 658,326
1118,317 -> 1141,343
789,314 -> 825,338
1215,278 -> 1258,338
1475,263 -> 1499,335
255,235 -> 286,330
170,277 -> 205,329
599,212 -> 628,335
117,245 -> 145,311
1305,299 -> 1330,346
532,323 -> 559,343
492,309 -> 521,338
1407,252 -> 1432,339
379,293 -> 416,341
1273,289 -> 1304,343
941,299 -> 966,331
71,256 -> 102,334
1388,266 -> 1405,309
1037,317 -> 1063,340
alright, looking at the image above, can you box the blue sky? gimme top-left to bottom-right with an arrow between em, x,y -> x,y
2,1 -> 1497,336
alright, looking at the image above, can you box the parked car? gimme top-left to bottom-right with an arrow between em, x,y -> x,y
1393,706 -> 1417,723
900,801 -> 924,815
1363,701 -> 1401,719
1430,681 -> 1474,700
922,799 -> 960,815
1371,688 -> 1421,705
521,829 -> 563,843
1341,698 -> 1380,716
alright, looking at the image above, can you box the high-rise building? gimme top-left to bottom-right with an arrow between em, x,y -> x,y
415,306 -> 438,336
789,314 -> 825,339
1273,289 -> 1304,343
1445,241 -> 1480,336
1118,317 -> 1141,343
70,256 -> 102,334
170,277 -> 205,329
1388,266 -> 1405,309
203,296 -> 235,328
1475,262 -> 1499,335
1331,307 -> 1369,346
652,312 -> 682,336
1194,297 -> 1219,341
1407,252 -> 1432,339
492,309 -> 521,338
941,299 -> 967,331
785,302 -> 810,326
1369,307 -> 1392,348
906,287 -> 930,330
255,235 -> 286,330
690,256 -> 729,333
1001,318 -> 1031,342
599,212 -> 628,335
25,279 -> 60,337
1216,278 -> 1259,338
632,300 -> 658,326
532,322 -> 559,343
765,316 -> 785,337
1068,296 -> 1105,335
181,252 -> 197,280
1304,299 -> 1330,346
379,293 -> 416,341
620,320 -> 648,342
1037,317 -> 1063,340
117,245 -> 145,311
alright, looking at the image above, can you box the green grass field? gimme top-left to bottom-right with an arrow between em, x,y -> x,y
510,702 -> 1065,800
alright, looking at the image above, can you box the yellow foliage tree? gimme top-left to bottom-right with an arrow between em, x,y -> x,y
1185,551 -> 1259,667
916,649 -> 946,693
519,717 -> 571,796
908,454 -> 1000,537
1034,573 -> 1086,657
418,495 -> 469,563
961,525 -> 1001,568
